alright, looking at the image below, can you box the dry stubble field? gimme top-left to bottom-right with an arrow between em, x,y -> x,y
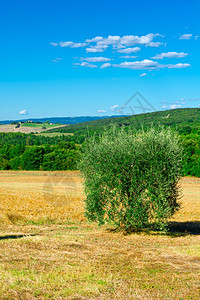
0,171 -> 199,299
0,124 -> 65,134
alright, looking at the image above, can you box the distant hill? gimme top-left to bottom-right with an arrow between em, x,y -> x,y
0,115 -> 123,125
46,108 -> 200,135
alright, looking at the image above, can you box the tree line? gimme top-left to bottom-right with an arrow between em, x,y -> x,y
46,108 -> 200,177
0,133 -> 79,171
0,129 -> 199,176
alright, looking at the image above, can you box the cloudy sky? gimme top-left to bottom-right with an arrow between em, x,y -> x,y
0,0 -> 200,120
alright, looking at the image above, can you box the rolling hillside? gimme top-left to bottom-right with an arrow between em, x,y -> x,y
45,108 -> 200,178
0,115 -> 123,126
46,108 -> 200,136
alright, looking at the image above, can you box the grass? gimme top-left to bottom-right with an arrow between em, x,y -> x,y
0,124 -> 65,134
0,171 -> 85,224
21,123 -> 59,128
0,171 -> 199,299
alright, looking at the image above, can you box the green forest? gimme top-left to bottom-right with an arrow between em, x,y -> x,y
0,133 -> 79,171
0,108 -> 199,177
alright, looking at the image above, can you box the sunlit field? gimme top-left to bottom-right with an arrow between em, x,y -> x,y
0,171 -> 85,225
0,124 -> 64,134
0,171 -> 199,299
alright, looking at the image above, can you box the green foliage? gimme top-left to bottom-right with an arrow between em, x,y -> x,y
181,134 -> 200,177
47,108 -> 200,177
9,156 -> 22,170
80,126 -> 183,231
46,108 -> 200,137
0,132 -> 79,171
0,108 -> 199,175
0,157 -> 10,170
42,149 -> 79,170
21,146 -> 46,170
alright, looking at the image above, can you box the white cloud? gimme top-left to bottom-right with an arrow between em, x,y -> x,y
19,110 -> 29,115
179,98 -> 200,102
99,35 -> 121,46
60,41 -> 87,48
170,104 -> 182,109
75,59 -> 190,70
113,59 -> 158,70
152,52 -> 188,59
167,63 -> 190,68
51,34 -> 191,72
86,36 -> 104,43
119,33 -> 155,46
59,41 -> 74,47
146,42 -> 163,47
195,36 -> 199,40
100,63 -> 111,69
112,60 -> 190,70
50,42 -> 58,46
80,57 -> 111,62
56,33 -> 164,53
162,98 -> 200,109
117,47 -> 140,54
111,104 -> 119,111
97,109 -> 107,113
71,42 -> 88,48
86,35 -> 122,49
52,58 -> 62,63
180,34 -> 192,40
139,73 -> 147,77
119,55 -> 137,59
74,62 -> 97,68
86,45 -> 108,53
155,33 -> 165,37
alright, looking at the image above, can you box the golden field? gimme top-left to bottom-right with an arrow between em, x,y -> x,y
0,124 -> 65,134
0,171 -> 199,299
0,171 -> 85,225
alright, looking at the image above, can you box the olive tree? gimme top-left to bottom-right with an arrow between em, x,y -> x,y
79,126 -> 182,231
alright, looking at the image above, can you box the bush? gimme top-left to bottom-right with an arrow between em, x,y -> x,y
79,126 -> 183,231
21,146 -> 46,170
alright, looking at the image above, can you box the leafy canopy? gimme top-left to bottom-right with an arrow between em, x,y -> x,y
80,126 -> 183,231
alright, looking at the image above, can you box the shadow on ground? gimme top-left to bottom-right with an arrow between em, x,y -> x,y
168,221 -> 200,236
107,221 -> 200,236
0,234 -> 37,240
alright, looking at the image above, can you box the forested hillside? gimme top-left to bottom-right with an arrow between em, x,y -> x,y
0,108 -> 199,176
46,108 -> 200,137
46,108 -> 200,177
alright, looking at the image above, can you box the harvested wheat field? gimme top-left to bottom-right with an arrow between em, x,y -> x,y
0,171 -> 199,299
0,124 -> 65,134
0,171 -> 85,225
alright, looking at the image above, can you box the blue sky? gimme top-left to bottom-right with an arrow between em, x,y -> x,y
0,0 -> 200,120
